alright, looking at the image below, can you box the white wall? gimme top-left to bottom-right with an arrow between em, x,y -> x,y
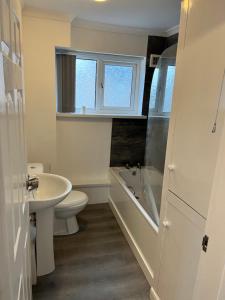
23,12 -> 71,171
55,116 -> 112,204
55,117 -> 112,185
55,25 -> 148,190
71,26 -> 148,56
23,17 -> 148,203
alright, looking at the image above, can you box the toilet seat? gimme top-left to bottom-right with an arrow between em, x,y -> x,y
55,191 -> 88,210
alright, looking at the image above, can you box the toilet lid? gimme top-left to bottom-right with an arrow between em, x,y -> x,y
56,191 -> 88,209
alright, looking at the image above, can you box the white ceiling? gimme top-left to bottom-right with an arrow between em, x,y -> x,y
23,0 -> 181,32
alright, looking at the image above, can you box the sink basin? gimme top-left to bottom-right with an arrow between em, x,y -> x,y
28,173 -> 72,277
29,173 -> 72,213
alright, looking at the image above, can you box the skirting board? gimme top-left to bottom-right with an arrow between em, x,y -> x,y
109,196 -> 153,290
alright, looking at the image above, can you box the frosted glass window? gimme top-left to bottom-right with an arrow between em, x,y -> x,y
149,68 -> 159,110
56,51 -> 144,115
103,64 -> 133,108
76,59 -> 97,109
163,66 -> 176,113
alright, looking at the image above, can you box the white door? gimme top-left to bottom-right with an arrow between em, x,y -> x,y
157,192 -> 205,300
0,0 -> 32,299
193,93 -> 225,300
168,0 -> 225,218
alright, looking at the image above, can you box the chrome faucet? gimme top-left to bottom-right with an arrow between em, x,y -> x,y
26,175 -> 39,191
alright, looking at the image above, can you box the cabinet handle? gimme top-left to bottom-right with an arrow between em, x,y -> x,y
168,164 -> 176,171
162,220 -> 171,228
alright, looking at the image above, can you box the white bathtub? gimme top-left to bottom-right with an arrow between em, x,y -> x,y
111,167 -> 162,226
109,167 -> 163,286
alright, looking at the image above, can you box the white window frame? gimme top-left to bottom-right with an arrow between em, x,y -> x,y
149,62 -> 176,117
97,61 -> 137,114
74,51 -> 145,116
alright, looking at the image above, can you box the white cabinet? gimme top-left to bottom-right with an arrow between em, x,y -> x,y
155,1 -> 225,299
157,192 -> 205,300
168,0 -> 225,218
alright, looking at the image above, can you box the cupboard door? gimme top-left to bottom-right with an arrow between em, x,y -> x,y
0,0 -> 11,56
158,191 -> 205,300
168,0 -> 225,217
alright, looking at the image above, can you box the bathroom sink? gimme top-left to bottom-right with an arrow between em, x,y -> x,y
29,173 -> 72,213
28,173 -> 72,277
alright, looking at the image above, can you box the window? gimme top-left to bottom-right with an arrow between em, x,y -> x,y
75,59 -> 97,110
163,66 -> 176,113
103,64 -> 133,108
149,67 -> 159,111
56,51 -> 145,116
149,64 -> 176,115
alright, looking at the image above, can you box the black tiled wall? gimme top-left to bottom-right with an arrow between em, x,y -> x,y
110,119 -> 147,167
110,34 -> 178,167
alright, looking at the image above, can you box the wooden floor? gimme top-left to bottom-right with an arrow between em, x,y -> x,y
33,203 -> 150,300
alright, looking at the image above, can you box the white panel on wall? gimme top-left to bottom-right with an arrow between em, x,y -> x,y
76,185 -> 110,204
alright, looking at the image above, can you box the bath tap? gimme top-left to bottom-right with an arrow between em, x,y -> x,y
125,163 -> 131,169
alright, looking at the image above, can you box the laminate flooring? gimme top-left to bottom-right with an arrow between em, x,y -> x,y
33,203 -> 150,300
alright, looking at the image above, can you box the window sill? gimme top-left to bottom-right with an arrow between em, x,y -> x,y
56,113 -> 147,120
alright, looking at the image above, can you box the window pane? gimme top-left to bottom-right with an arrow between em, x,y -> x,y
103,64 -> 133,108
149,68 -> 159,110
163,66 -> 176,113
76,59 -> 97,109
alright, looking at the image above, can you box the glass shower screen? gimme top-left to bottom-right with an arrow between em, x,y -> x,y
143,44 -> 177,226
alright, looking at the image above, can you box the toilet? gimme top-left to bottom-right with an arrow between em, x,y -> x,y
27,163 -> 88,236
54,190 -> 88,235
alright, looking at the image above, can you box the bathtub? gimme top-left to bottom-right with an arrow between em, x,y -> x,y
111,167 -> 163,226
109,166 -> 163,286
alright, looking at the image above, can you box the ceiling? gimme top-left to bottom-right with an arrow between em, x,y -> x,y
23,0 -> 181,33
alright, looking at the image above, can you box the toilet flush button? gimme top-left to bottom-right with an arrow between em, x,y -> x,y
168,164 -> 176,171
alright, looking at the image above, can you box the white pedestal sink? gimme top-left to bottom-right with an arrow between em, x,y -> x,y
29,173 -> 72,276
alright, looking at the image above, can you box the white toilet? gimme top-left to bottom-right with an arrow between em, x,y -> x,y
54,190 -> 88,235
27,163 -> 88,236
